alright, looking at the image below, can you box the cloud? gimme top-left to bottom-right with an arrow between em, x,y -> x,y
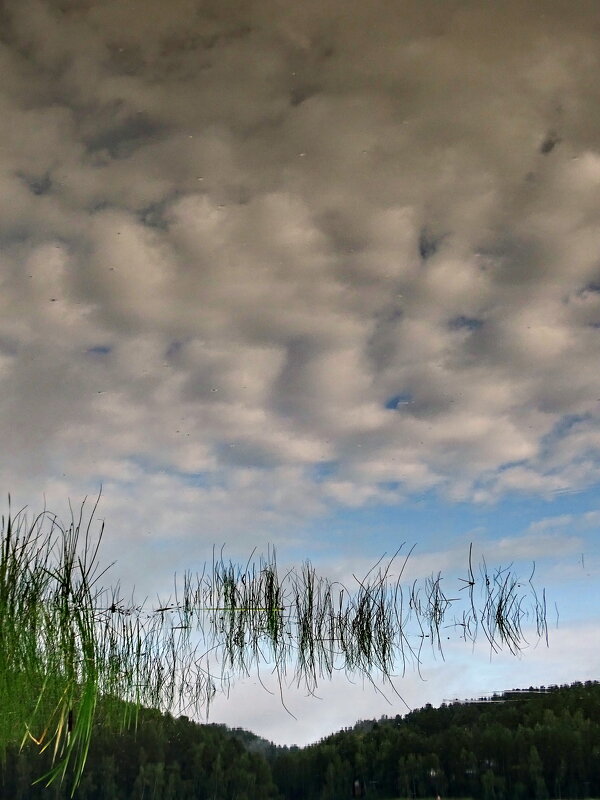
0,0 -> 600,548
487,531 -> 583,562
527,509 -> 600,533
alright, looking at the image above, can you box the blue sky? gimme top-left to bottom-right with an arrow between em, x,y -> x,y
1,0 -> 599,746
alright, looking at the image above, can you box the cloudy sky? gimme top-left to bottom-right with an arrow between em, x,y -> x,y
1,0 -> 600,743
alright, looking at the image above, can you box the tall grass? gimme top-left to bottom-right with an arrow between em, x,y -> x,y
0,496 -> 548,794
0,497 -> 103,791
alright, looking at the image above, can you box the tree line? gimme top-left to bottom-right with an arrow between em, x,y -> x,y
1,680 -> 599,799
273,680 -> 600,800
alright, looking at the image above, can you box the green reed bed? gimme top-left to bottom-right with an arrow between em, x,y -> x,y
0,496 -> 548,794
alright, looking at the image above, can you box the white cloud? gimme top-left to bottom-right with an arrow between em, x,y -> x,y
0,0 -> 599,543
487,532 -> 583,562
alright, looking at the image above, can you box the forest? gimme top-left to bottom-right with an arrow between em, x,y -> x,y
1,680 -> 598,800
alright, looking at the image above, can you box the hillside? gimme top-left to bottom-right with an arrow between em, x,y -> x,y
1,681 -> 599,799
273,681 -> 600,800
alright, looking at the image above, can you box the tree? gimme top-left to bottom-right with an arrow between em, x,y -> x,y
528,745 -> 548,800
0,495 -> 548,794
322,752 -> 351,800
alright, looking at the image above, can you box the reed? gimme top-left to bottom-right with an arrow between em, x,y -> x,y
0,496 -> 548,794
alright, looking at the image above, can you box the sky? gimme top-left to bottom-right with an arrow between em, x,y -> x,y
1,0 -> 600,745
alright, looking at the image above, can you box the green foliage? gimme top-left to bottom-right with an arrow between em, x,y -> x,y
0,495 -> 549,794
1,702 -> 280,800
274,681 -> 600,800
2,681 -> 599,799
0,498 -> 104,792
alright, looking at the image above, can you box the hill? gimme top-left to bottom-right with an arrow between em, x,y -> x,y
1,681 -> 599,799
